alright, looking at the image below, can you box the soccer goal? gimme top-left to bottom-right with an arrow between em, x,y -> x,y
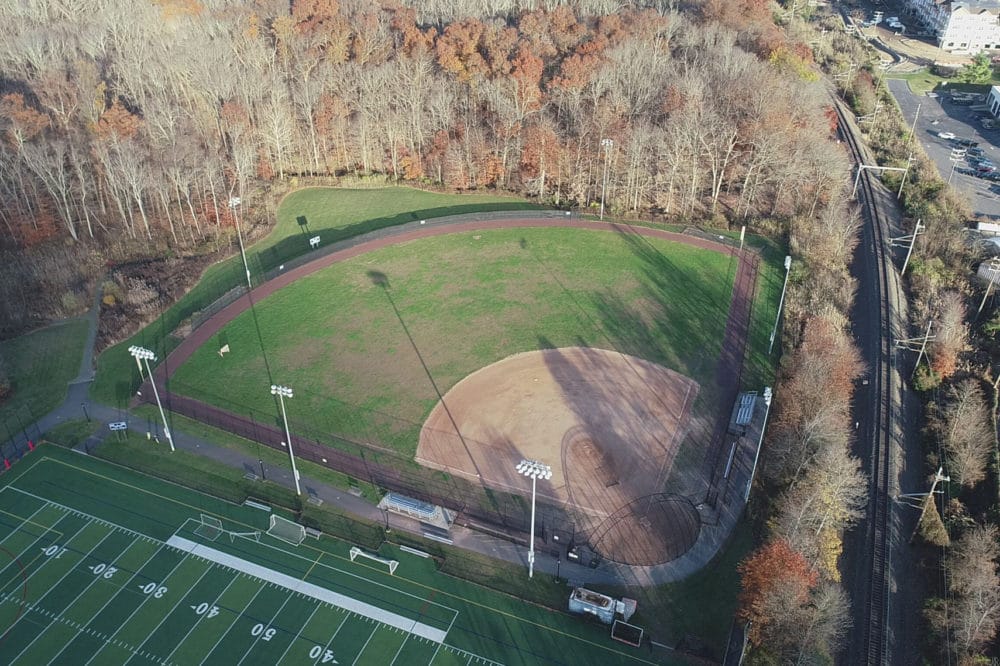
349,546 -> 399,575
195,514 -> 223,542
267,515 -> 306,546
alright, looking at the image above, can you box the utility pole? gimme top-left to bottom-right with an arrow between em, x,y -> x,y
948,147 -> 967,184
890,219 -> 923,274
904,102 -> 921,145
896,320 -> 935,378
978,257 -> 1000,314
898,467 -> 949,543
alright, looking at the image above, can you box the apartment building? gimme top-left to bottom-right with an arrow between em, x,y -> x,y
908,0 -> 1000,52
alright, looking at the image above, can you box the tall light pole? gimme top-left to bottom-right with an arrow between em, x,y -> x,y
270,384 -> 301,495
516,458 -> 552,579
948,147 -> 966,184
768,256 -> 792,354
128,345 -> 174,452
745,387 -> 773,502
599,138 -> 613,220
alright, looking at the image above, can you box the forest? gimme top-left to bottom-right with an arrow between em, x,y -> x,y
0,0 -> 838,333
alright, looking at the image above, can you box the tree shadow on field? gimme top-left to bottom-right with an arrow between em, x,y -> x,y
366,270 -> 483,480
524,224 -> 742,505
256,202 -> 541,276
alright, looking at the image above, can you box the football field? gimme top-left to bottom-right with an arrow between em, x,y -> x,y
0,448 -> 667,665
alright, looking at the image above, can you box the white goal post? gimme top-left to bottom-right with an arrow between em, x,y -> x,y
195,514 -> 223,542
267,515 -> 306,546
349,546 -> 399,575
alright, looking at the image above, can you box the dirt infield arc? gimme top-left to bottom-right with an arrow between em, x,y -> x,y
150,216 -> 758,568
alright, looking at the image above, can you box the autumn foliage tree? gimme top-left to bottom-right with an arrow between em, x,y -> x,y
738,539 -> 819,648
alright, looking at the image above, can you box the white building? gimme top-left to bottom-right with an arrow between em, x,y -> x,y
988,85 -> 1000,115
908,0 -> 1000,52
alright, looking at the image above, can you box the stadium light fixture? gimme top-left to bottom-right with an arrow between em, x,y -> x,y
128,345 -> 174,452
270,384 -> 301,495
516,458 -> 552,579
768,256 -> 792,354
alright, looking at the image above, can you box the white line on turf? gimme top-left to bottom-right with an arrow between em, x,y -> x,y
8,488 -> 153,542
235,581 -> 299,665
131,563 -> 215,659
0,499 -> 51,546
310,614 -> 349,666
23,533 -> 156,659
196,585 -> 269,666
350,625 -> 379,666
9,528 -> 120,664
80,548 -> 194,666
269,602 -> 321,666
0,506 -> 75,587
167,536 -> 448,643
160,574 -> 240,665
388,632 -> 410,665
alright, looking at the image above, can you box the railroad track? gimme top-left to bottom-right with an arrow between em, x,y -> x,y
833,100 -> 895,666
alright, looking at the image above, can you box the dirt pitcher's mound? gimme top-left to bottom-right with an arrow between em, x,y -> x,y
417,347 -> 698,525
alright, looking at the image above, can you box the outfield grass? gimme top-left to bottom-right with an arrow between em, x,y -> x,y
0,319 -> 88,443
170,227 -> 734,456
0,446 -> 683,665
90,187 -> 542,408
886,69 -> 999,95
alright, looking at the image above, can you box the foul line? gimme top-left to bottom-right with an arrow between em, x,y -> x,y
166,536 -> 447,643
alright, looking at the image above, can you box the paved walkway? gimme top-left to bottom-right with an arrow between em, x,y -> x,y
3,214 -> 762,589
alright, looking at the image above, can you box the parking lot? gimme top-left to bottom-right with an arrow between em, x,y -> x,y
888,78 -> 1000,219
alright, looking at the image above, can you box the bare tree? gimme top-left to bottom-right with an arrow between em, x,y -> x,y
929,379 -> 994,487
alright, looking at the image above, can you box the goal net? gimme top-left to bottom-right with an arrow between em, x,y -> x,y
195,514 -> 223,542
267,515 -> 306,546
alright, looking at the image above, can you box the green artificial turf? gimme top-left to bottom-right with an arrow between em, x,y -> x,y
0,318 -> 89,443
170,226 -> 734,456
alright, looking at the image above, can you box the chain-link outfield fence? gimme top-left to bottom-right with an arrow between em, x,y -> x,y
0,403 -> 44,467
155,386 -> 580,541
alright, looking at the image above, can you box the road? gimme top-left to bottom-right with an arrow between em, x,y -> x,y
888,77 -> 1000,219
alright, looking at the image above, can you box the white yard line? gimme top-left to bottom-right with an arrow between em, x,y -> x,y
0,499 -> 51,546
350,625 -> 379,666
168,536 -> 448,643
311,614 -> 349,666
131,563 -> 215,659
235,584 -> 299,665
8,488 -> 155,542
196,585 -> 268,666
81,549 -> 193,666
270,603 -> 321,666
161,575 -> 240,665
10,528 -> 118,664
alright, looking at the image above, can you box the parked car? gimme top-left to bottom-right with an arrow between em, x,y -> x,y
968,147 -> 986,156
956,167 -> 978,176
938,131 -> 957,139
976,164 -> 995,173
956,138 -> 980,147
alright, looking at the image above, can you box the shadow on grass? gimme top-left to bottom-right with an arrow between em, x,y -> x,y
255,202 -> 541,276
